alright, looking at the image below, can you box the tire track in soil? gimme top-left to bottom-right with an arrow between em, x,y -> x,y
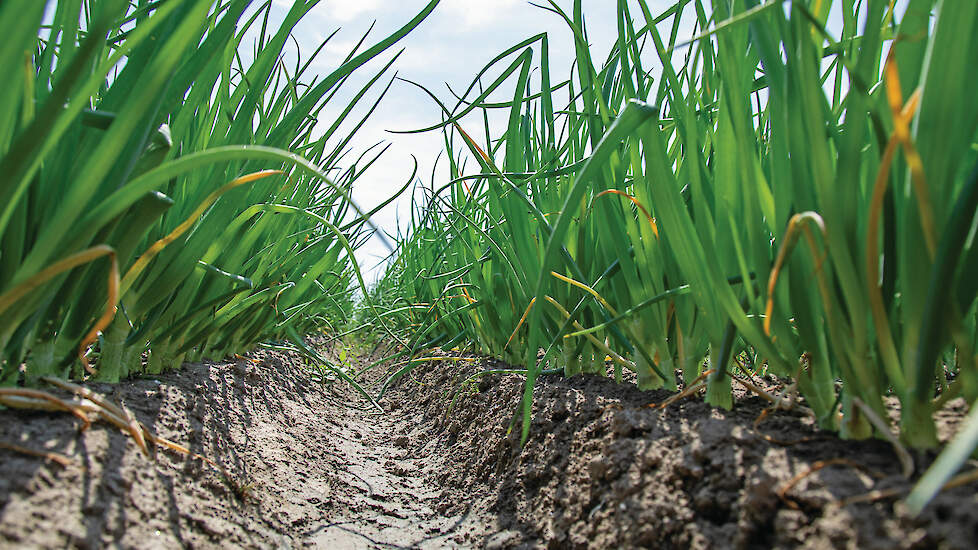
0,346 -> 494,549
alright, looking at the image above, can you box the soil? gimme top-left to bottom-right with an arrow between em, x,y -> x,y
0,346 -> 494,549
1,343 -> 976,549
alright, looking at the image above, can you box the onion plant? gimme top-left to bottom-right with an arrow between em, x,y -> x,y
0,0 -> 439,383
370,0 -> 978,509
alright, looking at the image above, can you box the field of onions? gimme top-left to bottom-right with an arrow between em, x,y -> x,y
1,0 -> 977,547
368,0 -> 978,514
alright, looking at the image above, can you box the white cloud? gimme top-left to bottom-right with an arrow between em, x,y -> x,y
440,0 -> 521,29
329,0 -> 383,22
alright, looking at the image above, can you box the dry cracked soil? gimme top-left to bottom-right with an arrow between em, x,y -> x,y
1,342 -> 976,549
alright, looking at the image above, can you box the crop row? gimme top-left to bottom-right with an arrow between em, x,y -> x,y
0,0 -> 437,385
368,0 -> 978,511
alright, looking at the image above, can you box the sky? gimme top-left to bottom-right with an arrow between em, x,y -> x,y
265,0 -> 696,281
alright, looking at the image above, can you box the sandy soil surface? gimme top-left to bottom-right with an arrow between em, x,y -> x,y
1,343 -> 976,549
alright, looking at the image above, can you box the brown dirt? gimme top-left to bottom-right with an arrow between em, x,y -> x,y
0,346 -> 494,549
387,354 -> 978,550
1,344 -> 976,549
